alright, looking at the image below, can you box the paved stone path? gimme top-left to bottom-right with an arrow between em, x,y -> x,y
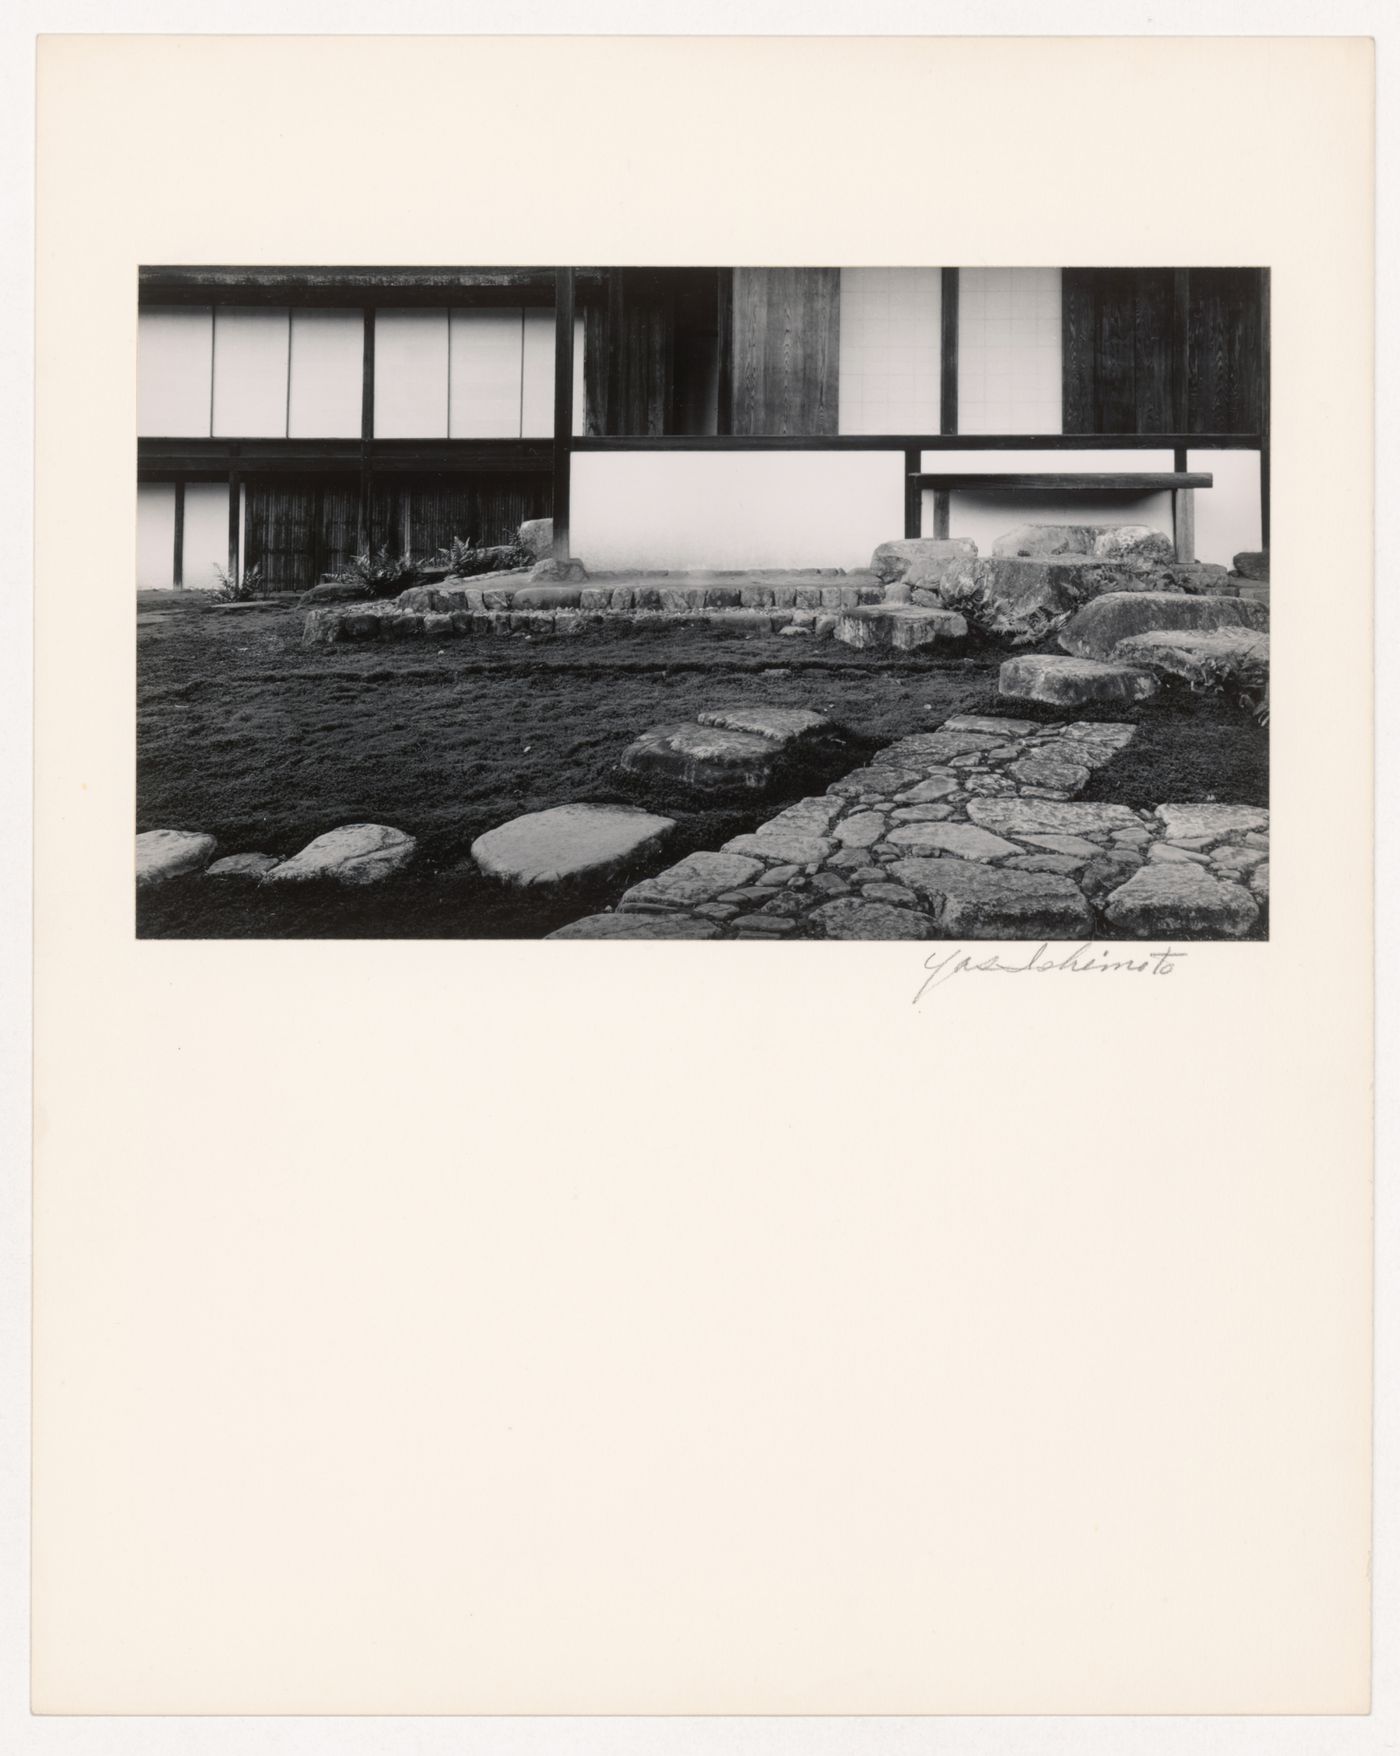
549,713 -> 1268,941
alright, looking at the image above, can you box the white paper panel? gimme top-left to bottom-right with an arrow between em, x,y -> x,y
137,308 -> 213,438
212,308 -> 291,437
374,309 -> 449,438
448,309 -> 523,437
838,268 -> 941,435
288,309 -> 363,439
520,310 -> 585,438
958,268 -> 1063,435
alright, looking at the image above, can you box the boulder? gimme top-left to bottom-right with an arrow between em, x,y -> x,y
205,852 -> 280,880
530,557 -> 588,583
1112,628 -> 1270,684
547,912 -> 721,940
992,523 -> 1105,558
298,580 -> 378,607
1232,550 -> 1270,581
303,608 -> 383,646
1101,862 -> 1260,937
136,829 -> 218,887
999,654 -> 1160,708
888,857 -> 1095,938
809,897 -> 934,940
1091,525 -> 1176,562
471,804 -> 675,887
834,604 -> 968,651
1058,591 -> 1269,661
262,823 -> 416,886
518,517 -> 553,560
870,538 -> 978,584
913,555 -> 1176,646
615,851 -> 765,912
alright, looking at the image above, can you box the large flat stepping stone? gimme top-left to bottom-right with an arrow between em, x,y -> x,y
615,850 -> 764,912
999,654 -> 1159,707
471,804 -> 675,887
834,604 -> 968,651
1154,804 -> 1269,845
136,829 -> 218,887
1112,628 -> 1270,683
546,912 -> 721,940
1101,863 -> 1260,937
263,823 -> 416,886
965,798 -> 1143,837
1058,591 -> 1269,661
888,857 -> 1095,938
619,722 -> 787,793
870,538 -> 978,583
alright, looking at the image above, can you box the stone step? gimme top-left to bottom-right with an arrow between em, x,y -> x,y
998,653 -> 1160,707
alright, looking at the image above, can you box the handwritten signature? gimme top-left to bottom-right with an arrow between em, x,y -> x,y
913,942 -> 1186,1004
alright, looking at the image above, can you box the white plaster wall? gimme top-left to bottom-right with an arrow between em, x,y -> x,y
136,483 -> 176,588
137,308 -> 213,437
958,269 -> 1062,435
838,268 -> 941,434
181,483 -> 229,588
571,451 -> 904,572
288,309 -> 363,438
521,310 -> 585,438
918,447 -> 1260,567
1189,449 -> 1261,566
212,308 -> 291,438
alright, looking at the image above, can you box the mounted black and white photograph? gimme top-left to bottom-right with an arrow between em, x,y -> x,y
134,263 -> 1271,941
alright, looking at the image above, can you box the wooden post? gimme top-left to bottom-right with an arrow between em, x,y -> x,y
227,463 -> 241,582
932,492 -> 951,540
606,269 -> 625,436
172,480 -> 185,588
716,268 -> 733,436
553,267 -> 575,562
903,446 -> 922,539
1172,487 -> 1196,562
940,267 -> 960,435
358,307 -> 375,552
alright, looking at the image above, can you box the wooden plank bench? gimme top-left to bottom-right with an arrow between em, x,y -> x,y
909,470 -> 1213,561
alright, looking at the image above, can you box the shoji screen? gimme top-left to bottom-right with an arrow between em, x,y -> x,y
137,308 -> 213,437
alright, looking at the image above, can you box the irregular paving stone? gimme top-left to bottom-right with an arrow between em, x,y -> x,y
861,882 -> 920,907
809,897 -> 934,940
1101,863 -> 1260,937
723,831 -> 835,866
617,851 -> 764,912
1005,854 -> 1087,875
764,864 -> 801,886
733,914 -> 798,933
830,766 -> 918,799
1058,591 -> 1269,661
889,857 -> 1095,938
1013,833 -> 1103,858
834,811 -> 886,848
1210,845 -> 1269,880
942,714 -> 1041,737
695,705 -> 827,742
891,804 -> 956,822
827,848 -> 884,870
1079,853 -> 1145,900
1112,627 -> 1270,683
808,872 -> 850,895
834,604 -> 969,651
1041,739 -> 1131,773
763,797 -> 845,834
204,852 -> 280,880
547,912 -> 720,940
620,721 -> 787,794
1154,804 -> 1270,844
1149,843 -> 1211,865
894,774 -> 962,803
871,537 -> 979,582
885,822 -> 1022,862
1007,755 -> 1093,794
472,803 -> 675,887
137,829 -> 218,886
263,823 -> 416,886
694,902 -> 740,920
966,798 -> 1142,837
888,731 -> 1007,762
1251,862 -> 1270,900
999,653 -> 1159,708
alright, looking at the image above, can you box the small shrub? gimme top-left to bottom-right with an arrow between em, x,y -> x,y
429,534 -> 535,578
211,563 -> 267,602
334,546 -> 423,598
1186,637 -> 1270,724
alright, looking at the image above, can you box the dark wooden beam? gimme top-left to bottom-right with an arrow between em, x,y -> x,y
553,268 -> 575,562
1172,268 -> 1191,433
940,268 -> 960,434
568,432 -> 1260,453
172,480 -> 185,588
910,471 -> 1213,491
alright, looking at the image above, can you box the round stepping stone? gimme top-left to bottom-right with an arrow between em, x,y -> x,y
999,654 -> 1159,708
136,829 -> 218,887
205,852 -> 280,880
1101,863 -> 1259,937
262,823 -> 416,886
471,804 -> 674,887
619,722 -> 786,794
